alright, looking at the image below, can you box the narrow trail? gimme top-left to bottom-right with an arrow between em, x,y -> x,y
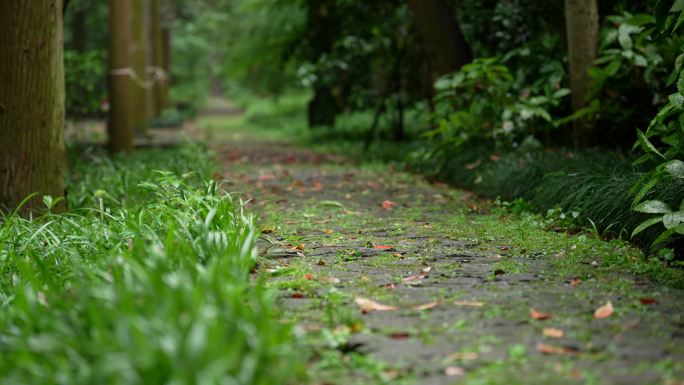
198,104 -> 684,385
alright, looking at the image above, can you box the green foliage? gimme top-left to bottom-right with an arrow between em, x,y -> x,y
428,58 -> 569,155
630,1 -> 684,253
0,145 -> 299,384
64,50 -> 107,117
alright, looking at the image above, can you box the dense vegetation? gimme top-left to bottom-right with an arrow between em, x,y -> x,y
0,144 -> 298,383
170,0 -> 682,259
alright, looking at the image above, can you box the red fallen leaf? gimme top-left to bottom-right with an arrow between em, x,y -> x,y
303,273 -> 314,280
593,301 -> 614,319
639,298 -> 658,305
312,180 -> 324,191
569,277 -> 582,287
354,297 -> 399,313
389,331 -> 411,340
412,301 -> 439,311
374,245 -> 394,250
536,342 -> 580,357
290,293 -> 305,299
530,308 -> 552,320
382,200 -> 397,210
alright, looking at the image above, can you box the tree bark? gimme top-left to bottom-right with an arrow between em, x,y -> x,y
108,0 -> 135,153
306,2 -> 340,127
564,0 -> 599,147
148,0 -> 168,117
0,0 -> 66,214
131,0 -> 148,136
407,0 -> 472,79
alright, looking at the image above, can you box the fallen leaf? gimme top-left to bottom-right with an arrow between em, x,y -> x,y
319,276 -> 340,284
303,273 -> 314,280
465,160 -> 482,170
388,331 -> 411,340
445,366 -> 465,377
293,244 -> 305,250
639,298 -> 658,305
530,308 -> 552,320
382,200 -> 397,210
322,229 -> 334,234
454,300 -> 485,307
543,328 -> 565,338
290,293 -> 305,299
412,301 -> 439,311
355,297 -> 399,313
385,283 -> 397,290
536,342 -> 579,356
374,245 -> 394,250
445,352 -> 479,361
593,301 -> 614,319
490,154 -> 501,161
569,277 -> 582,287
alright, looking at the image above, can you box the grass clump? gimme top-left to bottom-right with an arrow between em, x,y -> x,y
0,144 -> 299,384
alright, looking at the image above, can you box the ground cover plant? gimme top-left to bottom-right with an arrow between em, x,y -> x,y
0,144 -> 298,384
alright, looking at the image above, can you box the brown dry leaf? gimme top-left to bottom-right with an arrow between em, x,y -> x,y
593,301 -> 614,319
530,308 -> 552,320
543,328 -> 565,338
381,200 -> 397,210
639,298 -> 658,305
321,229 -> 334,234
445,366 -> 465,377
412,301 -> 439,311
536,342 -> 580,356
355,297 -> 399,313
569,277 -> 582,287
293,244 -> 305,251
454,300 -> 485,307
388,331 -> 411,340
445,352 -> 479,361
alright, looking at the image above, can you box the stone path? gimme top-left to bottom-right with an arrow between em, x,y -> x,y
201,111 -> 684,385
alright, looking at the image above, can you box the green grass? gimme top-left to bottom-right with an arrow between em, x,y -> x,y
0,144 -> 299,384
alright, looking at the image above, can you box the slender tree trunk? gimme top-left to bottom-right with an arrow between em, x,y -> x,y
71,7 -> 87,52
564,0 -> 599,147
148,0 -> 168,117
161,28 -> 172,110
131,0 -> 148,136
0,0 -> 66,214
407,0 -> 472,79
306,2 -> 339,127
108,0 -> 134,153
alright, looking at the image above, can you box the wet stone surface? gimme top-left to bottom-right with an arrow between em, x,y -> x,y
210,130 -> 684,385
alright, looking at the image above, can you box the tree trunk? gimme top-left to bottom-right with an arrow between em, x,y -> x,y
148,0 -> 168,117
564,0 -> 599,147
306,2 -> 340,127
131,0 -> 148,136
108,0 -> 135,153
0,0 -> 66,214
407,0 -> 472,79
71,7 -> 87,52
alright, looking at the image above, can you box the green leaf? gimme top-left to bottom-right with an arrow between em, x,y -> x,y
669,92 -> 684,109
678,69 -> 684,95
663,159 -> 684,178
663,211 -> 684,229
676,223 -> 684,235
636,129 -> 665,158
652,227 -> 677,247
631,216 -> 664,238
634,55 -> 648,67
634,200 -> 672,214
